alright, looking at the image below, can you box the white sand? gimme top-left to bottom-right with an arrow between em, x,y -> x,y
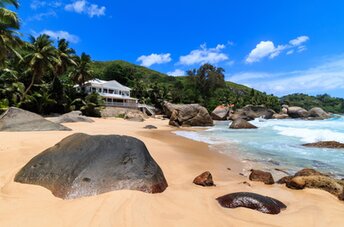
0,118 -> 343,226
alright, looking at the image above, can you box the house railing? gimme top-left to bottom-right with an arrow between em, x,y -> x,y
104,102 -> 139,108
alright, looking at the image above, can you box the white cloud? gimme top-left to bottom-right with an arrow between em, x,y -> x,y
167,69 -> 185,77
28,11 -> 57,21
30,1 -> 62,10
289,36 -> 309,46
246,36 -> 310,63
137,53 -> 172,67
65,0 -> 106,17
231,55 -> 344,96
40,30 -> 80,43
179,43 -> 229,65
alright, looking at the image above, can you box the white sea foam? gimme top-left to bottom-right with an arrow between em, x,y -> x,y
273,126 -> 344,143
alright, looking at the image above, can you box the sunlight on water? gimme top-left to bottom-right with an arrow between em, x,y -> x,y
175,116 -> 344,177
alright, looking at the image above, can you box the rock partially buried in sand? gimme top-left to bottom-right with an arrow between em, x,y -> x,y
15,133 -> 168,199
193,171 -> 215,186
216,192 -> 287,214
124,112 -> 145,122
0,107 -> 71,131
48,111 -> 94,124
303,141 -> 344,149
144,125 -> 158,129
229,119 -> 257,129
249,170 -> 274,185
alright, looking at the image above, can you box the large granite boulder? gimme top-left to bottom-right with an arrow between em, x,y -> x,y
229,105 -> 275,121
163,101 -> 213,127
303,141 -> 344,149
308,107 -> 331,119
15,133 -> 168,199
124,111 -> 145,122
229,119 -> 258,129
48,111 -> 94,124
287,106 -> 309,118
249,169 -> 274,185
216,192 -> 287,214
0,107 -> 71,131
211,105 -> 230,120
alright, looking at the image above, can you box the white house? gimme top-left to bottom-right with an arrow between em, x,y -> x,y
81,79 -> 139,108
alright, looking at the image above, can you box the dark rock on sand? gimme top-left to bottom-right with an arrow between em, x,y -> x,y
211,105 -> 230,120
230,119 -> 258,129
308,107 -> 331,119
287,106 -> 309,118
163,101 -> 213,127
144,125 -> 157,129
193,171 -> 215,187
249,170 -> 274,185
48,111 -> 94,124
14,133 -> 168,199
277,176 -> 293,184
216,192 -> 287,214
0,107 -> 71,131
303,141 -> 344,149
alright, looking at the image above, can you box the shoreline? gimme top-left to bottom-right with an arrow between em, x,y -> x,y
0,117 -> 344,226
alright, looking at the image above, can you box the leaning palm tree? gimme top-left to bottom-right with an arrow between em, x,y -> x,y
69,52 -> 93,87
55,38 -> 76,77
0,0 -> 22,67
22,34 -> 60,96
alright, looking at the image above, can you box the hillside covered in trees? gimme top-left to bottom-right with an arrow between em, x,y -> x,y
281,93 -> 344,114
91,60 -> 281,112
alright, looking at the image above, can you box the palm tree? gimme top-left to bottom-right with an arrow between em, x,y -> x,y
22,34 -> 60,96
55,39 -> 76,77
0,0 -> 22,66
69,52 -> 93,87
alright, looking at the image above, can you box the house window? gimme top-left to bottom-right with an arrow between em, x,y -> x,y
106,98 -> 112,102
98,88 -> 102,93
109,89 -> 114,94
92,87 -> 96,93
114,90 -> 118,95
103,89 -> 108,93
119,91 -> 122,95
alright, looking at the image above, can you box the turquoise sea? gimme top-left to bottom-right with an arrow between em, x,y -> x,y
175,115 -> 344,177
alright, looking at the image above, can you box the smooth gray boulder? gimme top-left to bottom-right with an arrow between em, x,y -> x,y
287,106 -> 309,118
230,119 -> 258,129
15,133 -> 168,199
48,111 -> 94,124
308,107 -> 331,119
163,101 -> 213,127
211,105 -> 230,120
229,105 -> 275,121
0,107 -> 71,131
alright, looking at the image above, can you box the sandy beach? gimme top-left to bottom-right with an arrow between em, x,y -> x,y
0,117 -> 344,227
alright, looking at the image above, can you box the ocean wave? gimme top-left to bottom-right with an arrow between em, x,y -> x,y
273,126 -> 344,143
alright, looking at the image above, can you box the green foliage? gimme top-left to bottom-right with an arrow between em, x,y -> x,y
72,93 -> 104,117
281,93 -> 344,114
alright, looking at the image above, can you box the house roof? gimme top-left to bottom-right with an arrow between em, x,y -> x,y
85,79 -> 131,91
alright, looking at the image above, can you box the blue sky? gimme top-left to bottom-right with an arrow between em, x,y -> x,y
17,0 -> 344,97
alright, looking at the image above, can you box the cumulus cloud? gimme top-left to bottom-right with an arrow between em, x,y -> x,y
179,43 -> 229,65
30,0 -> 62,10
137,53 -> 172,67
40,30 -> 80,43
65,0 -> 106,17
230,55 -> 344,96
28,11 -> 57,21
167,69 -> 185,77
246,36 -> 310,63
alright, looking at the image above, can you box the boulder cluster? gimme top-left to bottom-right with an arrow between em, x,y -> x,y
163,101 -> 213,127
248,168 -> 344,201
279,105 -> 331,120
